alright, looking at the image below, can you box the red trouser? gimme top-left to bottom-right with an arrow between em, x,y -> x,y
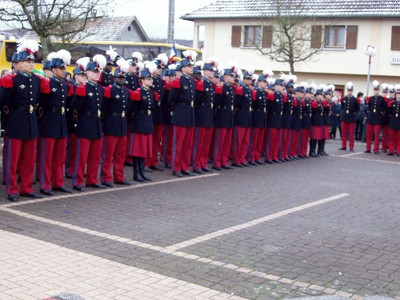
232,126 -> 250,164
268,128 -> 282,161
38,137 -> 67,190
162,125 -> 172,164
171,125 -> 194,172
73,137 -> 102,186
300,128 -> 310,157
389,128 -> 400,154
4,138 -> 36,195
262,128 -> 270,158
2,134 -> 6,183
212,128 -> 232,168
248,128 -> 265,162
289,130 -> 300,157
100,135 -> 127,184
366,124 -> 381,152
66,134 -> 77,176
125,122 -> 132,164
341,122 -> 355,150
381,125 -> 389,150
147,124 -> 164,167
281,128 -> 291,159
192,127 -> 213,170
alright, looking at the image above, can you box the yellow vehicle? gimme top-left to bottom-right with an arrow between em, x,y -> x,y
0,40 -> 202,73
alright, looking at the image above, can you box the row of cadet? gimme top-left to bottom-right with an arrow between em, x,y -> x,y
2,40 -> 400,202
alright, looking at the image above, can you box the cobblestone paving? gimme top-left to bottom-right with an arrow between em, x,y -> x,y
0,139 -> 399,299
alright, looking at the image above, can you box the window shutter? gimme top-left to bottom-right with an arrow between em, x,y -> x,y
311,25 -> 322,48
346,26 -> 358,49
231,26 -> 241,47
392,26 -> 400,50
262,25 -> 273,48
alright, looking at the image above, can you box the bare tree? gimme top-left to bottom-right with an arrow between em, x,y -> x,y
257,0 -> 324,73
0,0 -> 110,56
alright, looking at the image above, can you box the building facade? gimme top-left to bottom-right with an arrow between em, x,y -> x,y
183,0 -> 400,96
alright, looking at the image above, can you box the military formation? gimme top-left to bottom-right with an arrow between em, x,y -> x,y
1,39 -> 400,202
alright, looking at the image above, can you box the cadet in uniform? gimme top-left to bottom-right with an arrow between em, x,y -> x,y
212,68 -> 236,170
38,49 -> 73,195
248,73 -> 267,165
309,86 -> 324,157
380,84 -> 390,152
387,84 -> 400,156
65,57 -> 89,178
339,82 -> 359,151
319,85 -> 333,156
0,40 -> 43,201
365,80 -> 386,154
100,58 -> 132,186
281,76 -> 294,161
168,56 -> 197,177
266,79 -> 285,163
160,64 -> 177,168
289,84 -> 304,159
299,85 -> 312,158
192,60 -> 216,173
147,53 -> 168,171
128,62 -> 159,182
71,55 -> 109,191
124,52 -> 143,166
232,68 -> 252,167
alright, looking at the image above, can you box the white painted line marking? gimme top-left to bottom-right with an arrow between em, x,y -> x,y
339,151 -> 364,157
0,192 -> 360,298
164,193 -> 349,252
331,154 -> 400,165
1,206 -> 165,252
1,173 -> 220,208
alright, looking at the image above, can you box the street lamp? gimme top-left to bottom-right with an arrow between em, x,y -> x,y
365,45 -> 377,95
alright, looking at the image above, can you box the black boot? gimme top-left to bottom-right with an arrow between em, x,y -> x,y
309,139 -> 317,157
133,157 -> 144,182
320,139 -> 329,156
317,140 -> 324,156
139,158 -> 152,181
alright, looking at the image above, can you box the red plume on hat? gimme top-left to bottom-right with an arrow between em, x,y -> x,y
208,56 -> 220,68
182,50 -> 198,62
76,57 -> 90,72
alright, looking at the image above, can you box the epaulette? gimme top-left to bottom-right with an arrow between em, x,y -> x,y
195,80 -> 204,92
165,82 -> 172,91
67,84 -> 74,97
267,92 -> 275,101
311,100 -> 318,108
75,84 -> 87,97
322,100 -> 327,107
154,92 -> 160,101
215,84 -> 223,95
234,86 -> 243,96
171,78 -> 181,89
103,85 -> 112,98
40,77 -> 50,94
130,89 -> 141,101
1,75 -> 14,88
251,90 -> 257,101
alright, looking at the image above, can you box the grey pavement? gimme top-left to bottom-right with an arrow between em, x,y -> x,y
0,138 -> 399,299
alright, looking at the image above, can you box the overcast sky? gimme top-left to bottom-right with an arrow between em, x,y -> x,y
113,0 -> 214,40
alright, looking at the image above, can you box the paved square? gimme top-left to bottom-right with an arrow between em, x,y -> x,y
0,139 -> 399,299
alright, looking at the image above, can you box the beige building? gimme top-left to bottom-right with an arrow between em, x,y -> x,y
183,0 -> 400,96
